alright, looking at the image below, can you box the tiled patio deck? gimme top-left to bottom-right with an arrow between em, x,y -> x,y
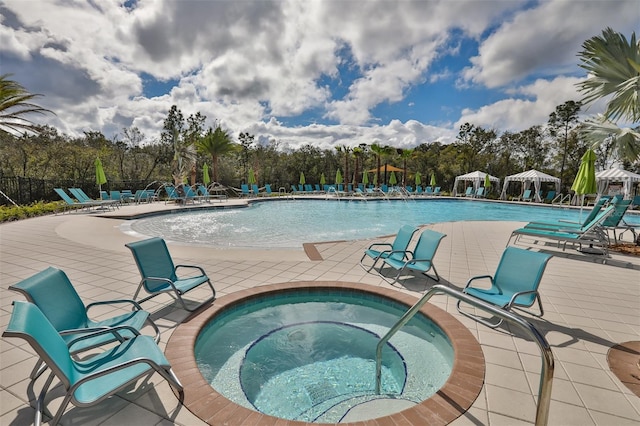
1,199 -> 638,425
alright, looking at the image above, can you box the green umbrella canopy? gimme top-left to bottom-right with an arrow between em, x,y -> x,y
320,173 -> 326,186
202,163 -> 210,185
484,173 -> 491,188
414,172 -> 421,186
571,149 -> 597,195
362,171 -> 369,185
389,171 -> 397,185
335,169 -> 343,184
429,172 -> 436,187
95,157 -> 107,188
373,173 -> 378,186
299,171 -> 306,185
248,168 -> 256,185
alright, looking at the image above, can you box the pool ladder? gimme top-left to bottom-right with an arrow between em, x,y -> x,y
375,284 -> 554,426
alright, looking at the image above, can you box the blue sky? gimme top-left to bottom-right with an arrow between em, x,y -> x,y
1,0 -> 637,149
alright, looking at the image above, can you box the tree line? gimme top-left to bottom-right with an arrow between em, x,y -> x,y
1,99 -> 630,198
0,27 -> 637,202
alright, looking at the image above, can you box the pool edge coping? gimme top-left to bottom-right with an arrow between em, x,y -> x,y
165,281 -> 485,425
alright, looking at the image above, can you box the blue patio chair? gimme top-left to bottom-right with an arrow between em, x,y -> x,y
261,184 -> 273,196
433,187 -> 441,195
544,190 -> 556,203
54,188 -> 103,211
601,199 -> 635,244
125,237 -> 216,312
631,195 -> 640,209
253,184 -> 262,196
463,186 -> 473,197
457,247 -> 552,328
475,187 -> 485,198
3,301 -> 183,426
508,204 -> 615,255
69,188 -> 119,209
240,183 -> 251,197
379,229 -> 447,284
360,225 -> 419,272
8,267 -> 159,378
524,197 -> 609,231
515,189 -> 533,202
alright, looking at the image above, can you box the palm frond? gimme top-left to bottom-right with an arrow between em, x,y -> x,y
576,28 -> 640,122
0,74 -> 54,134
581,115 -> 640,161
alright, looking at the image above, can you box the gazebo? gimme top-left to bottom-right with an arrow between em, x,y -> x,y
500,169 -> 560,202
453,171 -> 499,196
595,168 -> 640,200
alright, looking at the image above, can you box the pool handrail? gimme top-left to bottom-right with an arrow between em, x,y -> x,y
375,284 -> 554,426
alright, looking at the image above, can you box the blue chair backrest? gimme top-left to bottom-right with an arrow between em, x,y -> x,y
493,247 -> 552,306
126,238 -> 178,292
381,184 -> 388,192
465,186 -> 473,195
101,190 -> 110,200
54,188 -> 75,204
252,184 -> 260,194
476,187 -> 485,196
580,197 -> 609,225
10,267 -> 88,332
314,184 -> 320,192
522,189 -> 532,199
4,301 -> 74,387
390,225 -> 419,260
416,186 -> 423,193
265,184 -> 272,194
338,184 -> 344,192
241,184 -> 250,194
602,199 -> 631,227
69,188 -> 89,202
413,229 -> 446,261
545,191 -> 556,201
198,185 -> 209,196
110,190 -> 121,201
434,187 -> 441,194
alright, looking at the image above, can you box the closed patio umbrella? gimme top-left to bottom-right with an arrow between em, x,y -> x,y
430,172 -> 436,187
299,171 -> 306,186
484,173 -> 491,188
95,157 -> 107,192
389,171 -> 397,186
202,163 -> 210,186
248,168 -> 256,185
571,149 -> 597,220
362,171 -> 369,186
414,172 -> 421,187
335,169 -> 343,185
320,173 -> 326,187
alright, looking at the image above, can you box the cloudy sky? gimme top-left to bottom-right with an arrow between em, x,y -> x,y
1,0 -> 637,149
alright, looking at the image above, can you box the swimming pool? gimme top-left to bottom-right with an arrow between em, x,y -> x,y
123,199 -> 639,249
195,289 -> 453,422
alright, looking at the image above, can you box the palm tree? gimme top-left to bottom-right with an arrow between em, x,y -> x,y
0,74 -> 54,134
398,148 -> 414,187
577,28 -> 640,162
370,143 -> 384,187
196,125 -> 237,183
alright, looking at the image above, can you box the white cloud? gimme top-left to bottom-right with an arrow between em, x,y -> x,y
456,76 -> 588,131
462,0 -> 640,88
0,0 -> 633,151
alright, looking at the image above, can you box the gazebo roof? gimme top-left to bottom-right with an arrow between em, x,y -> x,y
504,169 -> 560,183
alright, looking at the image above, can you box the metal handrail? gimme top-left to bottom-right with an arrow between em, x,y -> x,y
375,284 -> 554,426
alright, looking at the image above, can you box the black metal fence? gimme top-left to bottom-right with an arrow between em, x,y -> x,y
0,177 -> 153,206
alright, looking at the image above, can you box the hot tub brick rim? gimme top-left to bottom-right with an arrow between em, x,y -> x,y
166,281 -> 485,426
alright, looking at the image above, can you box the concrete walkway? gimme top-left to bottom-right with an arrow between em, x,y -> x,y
1,200 -> 638,425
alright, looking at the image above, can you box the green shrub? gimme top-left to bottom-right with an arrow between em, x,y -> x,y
0,202 -> 63,223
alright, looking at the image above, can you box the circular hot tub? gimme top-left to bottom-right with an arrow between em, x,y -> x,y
165,282 -> 485,425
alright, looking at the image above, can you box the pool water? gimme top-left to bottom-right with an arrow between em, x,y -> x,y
125,198 -> 640,249
195,290 -> 453,423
